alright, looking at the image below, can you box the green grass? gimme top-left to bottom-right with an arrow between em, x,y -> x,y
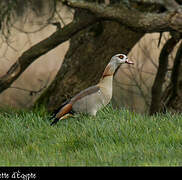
0,105 -> 182,166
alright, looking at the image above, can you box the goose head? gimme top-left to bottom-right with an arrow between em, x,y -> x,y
101,54 -> 134,79
110,54 -> 134,65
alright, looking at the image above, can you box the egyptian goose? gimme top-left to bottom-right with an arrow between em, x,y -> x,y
50,54 -> 133,125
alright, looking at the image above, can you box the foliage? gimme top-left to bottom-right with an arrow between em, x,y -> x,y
0,105 -> 182,166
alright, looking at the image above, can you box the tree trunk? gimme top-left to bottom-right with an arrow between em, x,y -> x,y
161,40 -> 182,112
36,10 -> 143,111
149,36 -> 180,115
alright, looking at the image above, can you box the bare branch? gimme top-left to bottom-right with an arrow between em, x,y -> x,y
62,0 -> 182,32
130,0 -> 164,4
0,14 -> 98,93
163,0 -> 181,11
150,36 -> 180,115
162,40 -> 182,104
131,0 -> 181,11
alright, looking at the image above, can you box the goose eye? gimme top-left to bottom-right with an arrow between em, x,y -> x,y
119,55 -> 124,59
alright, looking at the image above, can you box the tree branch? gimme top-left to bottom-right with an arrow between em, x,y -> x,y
0,14 -> 98,93
149,36 -> 180,115
62,0 -> 182,32
162,40 -> 182,108
130,0 -> 181,11
163,0 -> 181,11
130,0 -> 164,4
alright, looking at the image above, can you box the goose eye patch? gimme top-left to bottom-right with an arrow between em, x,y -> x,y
119,55 -> 124,59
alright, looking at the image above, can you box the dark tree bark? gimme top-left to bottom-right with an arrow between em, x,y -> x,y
149,35 -> 180,115
36,10 -> 143,111
63,0 -> 182,33
161,40 -> 182,112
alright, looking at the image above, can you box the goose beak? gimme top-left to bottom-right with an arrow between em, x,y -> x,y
126,59 -> 134,64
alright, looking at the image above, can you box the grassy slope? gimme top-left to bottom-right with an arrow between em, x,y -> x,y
0,105 -> 182,166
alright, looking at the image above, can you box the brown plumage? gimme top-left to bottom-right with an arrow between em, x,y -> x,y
50,54 -> 134,125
